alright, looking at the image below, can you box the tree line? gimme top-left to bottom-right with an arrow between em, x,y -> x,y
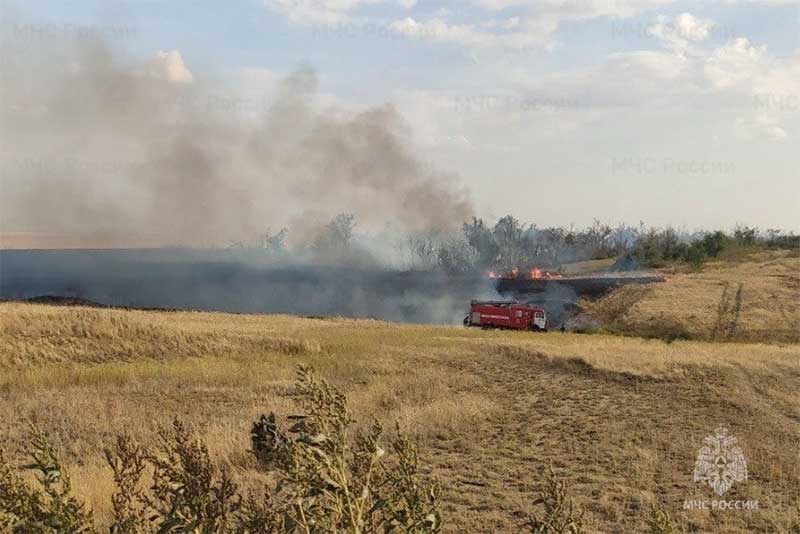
231,215 -> 799,272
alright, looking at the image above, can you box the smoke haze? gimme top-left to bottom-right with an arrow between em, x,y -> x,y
0,33 -> 472,248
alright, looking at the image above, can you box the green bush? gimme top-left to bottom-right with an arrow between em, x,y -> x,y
699,231 -> 732,258
686,242 -> 706,269
0,425 -> 94,533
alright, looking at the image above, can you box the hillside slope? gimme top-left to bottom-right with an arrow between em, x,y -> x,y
582,251 -> 800,342
1,302 -> 798,532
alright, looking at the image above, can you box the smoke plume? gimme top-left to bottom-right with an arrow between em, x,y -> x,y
0,33 -> 472,248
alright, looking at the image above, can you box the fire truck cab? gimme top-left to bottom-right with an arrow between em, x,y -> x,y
464,300 -> 549,331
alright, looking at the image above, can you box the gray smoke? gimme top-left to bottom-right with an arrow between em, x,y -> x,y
0,32 -> 472,248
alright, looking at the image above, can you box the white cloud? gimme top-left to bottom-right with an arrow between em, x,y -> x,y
393,26 -> 798,189
264,0 -> 799,54
736,116 -> 788,141
704,38 -> 769,89
263,0 -> 386,24
389,13 -> 567,50
256,0 -> 799,227
384,1 -> 729,52
648,13 -> 715,51
389,18 -> 496,47
266,0 -> 686,49
152,50 -> 193,83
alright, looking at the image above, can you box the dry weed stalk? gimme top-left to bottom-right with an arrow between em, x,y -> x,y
1,366 -> 442,534
522,466 -> 584,534
646,505 -> 684,534
248,365 -> 441,534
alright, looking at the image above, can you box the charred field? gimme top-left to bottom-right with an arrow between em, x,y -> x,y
0,250 -> 798,533
0,248 -> 663,326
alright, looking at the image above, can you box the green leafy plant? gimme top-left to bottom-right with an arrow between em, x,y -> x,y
0,425 -> 94,533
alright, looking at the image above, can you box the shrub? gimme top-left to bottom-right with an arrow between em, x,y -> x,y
0,425 -> 94,533
104,435 -> 149,534
685,242 -> 706,270
106,420 -> 241,533
699,231 -> 731,258
248,365 -> 442,534
646,505 -> 684,534
635,315 -> 692,344
1,366 -> 442,534
522,466 -> 584,534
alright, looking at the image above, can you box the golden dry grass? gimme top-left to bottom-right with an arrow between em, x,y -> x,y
1,299 -> 799,533
583,251 -> 800,343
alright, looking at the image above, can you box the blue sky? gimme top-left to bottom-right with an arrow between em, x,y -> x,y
4,0 -> 800,231
14,1 -> 798,95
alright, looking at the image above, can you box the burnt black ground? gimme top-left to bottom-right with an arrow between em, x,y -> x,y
0,249 -> 662,325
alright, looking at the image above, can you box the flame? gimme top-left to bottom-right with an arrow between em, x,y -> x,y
487,266 -> 565,280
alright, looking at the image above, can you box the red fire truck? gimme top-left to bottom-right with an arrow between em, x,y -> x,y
464,300 -> 550,331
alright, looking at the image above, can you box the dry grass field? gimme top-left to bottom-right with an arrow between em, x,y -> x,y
1,295 -> 799,533
583,251 -> 800,343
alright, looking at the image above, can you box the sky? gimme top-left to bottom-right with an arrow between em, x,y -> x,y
2,0 -> 799,235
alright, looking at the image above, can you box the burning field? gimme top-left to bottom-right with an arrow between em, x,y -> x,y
1,9 -> 798,533
0,248 -> 665,327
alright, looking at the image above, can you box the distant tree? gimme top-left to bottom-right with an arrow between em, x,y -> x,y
686,242 -> 706,270
313,213 -> 356,260
535,227 -> 571,268
764,229 -> 800,249
609,223 -> 638,253
259,227 -> 288,252
462,218 -> 499,268
733,224 -> 758,247
579,219 -> 614,259
700,231 -> 731,258
492,215 -> 529,269
406,233 -> 439,270
660,227 -> 688,261
437,237 -> 478,274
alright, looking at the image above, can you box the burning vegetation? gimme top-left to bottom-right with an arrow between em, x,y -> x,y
1,217 -> 795,326
487,267 -> 562,280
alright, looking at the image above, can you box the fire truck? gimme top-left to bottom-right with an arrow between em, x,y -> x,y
464,300 -> 550,331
